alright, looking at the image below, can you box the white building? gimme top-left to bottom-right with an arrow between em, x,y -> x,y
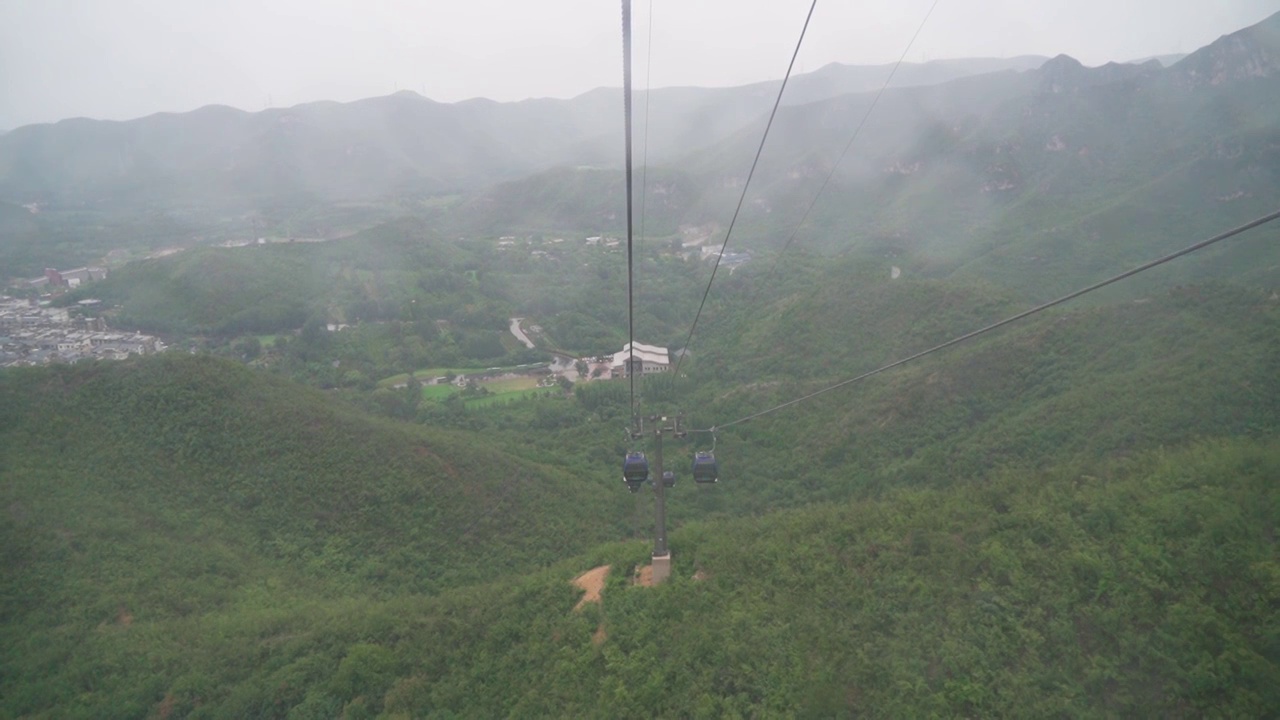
610,341 -> 670,378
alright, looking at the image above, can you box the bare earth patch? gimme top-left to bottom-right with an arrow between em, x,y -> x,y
634,564 -> 655,587
572,565 -> 610,610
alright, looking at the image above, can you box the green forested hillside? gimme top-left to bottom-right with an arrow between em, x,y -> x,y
502,277 -> 1279,525
445,165 -> 700,240
58,220 -> 488,335
4,420 -> 1276,716
0,355 -> 627,599
4,269 -> 1279,715
59,231 -> 1279,521
56,215 -> 711,381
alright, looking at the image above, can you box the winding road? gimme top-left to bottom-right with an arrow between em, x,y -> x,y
508,317 -> 536,349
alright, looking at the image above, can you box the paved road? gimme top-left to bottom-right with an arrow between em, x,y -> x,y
508,317 -> 536,349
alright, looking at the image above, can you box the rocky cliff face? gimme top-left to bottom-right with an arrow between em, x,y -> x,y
1031,12 -> 1280,96
1171,11 -> 1280,87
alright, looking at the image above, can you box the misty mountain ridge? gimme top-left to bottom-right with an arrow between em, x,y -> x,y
436,13 -> 1280,308
1168,9 -> 1280,86
0,56 -> 1099,213
1033,53 -> 1164,93
1125,53 -> 1187,66
1,11 -> 1278,278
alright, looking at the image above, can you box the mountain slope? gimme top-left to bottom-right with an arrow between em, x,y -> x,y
665,268 -> 1280,512
452,12 -> 1280,302
0,58 -> 1050,214
682,13 -> 1280,298
4,271 -> 1279,715
4,435 -> 1276,717
60,219 -> 485,336
0,355 -> 626,604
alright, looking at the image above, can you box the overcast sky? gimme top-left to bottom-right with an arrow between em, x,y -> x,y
1,0 -> 1276,130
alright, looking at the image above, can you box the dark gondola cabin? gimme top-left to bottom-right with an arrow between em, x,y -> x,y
692,451 -> 718,484
623,452 -> 649,491
662,471 -> 675,488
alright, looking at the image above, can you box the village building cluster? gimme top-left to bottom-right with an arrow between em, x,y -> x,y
493,232 -> 751,269
0,296 -> 163,367
26,266 -> 109,290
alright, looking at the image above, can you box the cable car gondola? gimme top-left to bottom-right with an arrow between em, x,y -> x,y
623,452 -> 649,492
661,471 -> 675,488
692,451 -> 718,484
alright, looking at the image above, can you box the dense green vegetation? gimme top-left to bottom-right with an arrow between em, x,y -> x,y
4,391 -> 1276,716
0,355 -> 628,596
8,182 -> 1279,718
55,215 -> 711,394
58,221 -> 481,335
6,268 -> 1280,718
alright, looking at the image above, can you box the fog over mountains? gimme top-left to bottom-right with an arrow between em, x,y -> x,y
0,56 -> 1056,206
0,17 -> 1273,204
0,12 -> 1276,279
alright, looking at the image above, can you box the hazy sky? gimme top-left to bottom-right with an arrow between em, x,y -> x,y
1,0 -> 1276,130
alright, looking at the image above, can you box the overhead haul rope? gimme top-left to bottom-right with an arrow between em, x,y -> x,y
671,0 -> 819,377
622,0 -> 638,421
695,208 -> 1280,432
638,0 -> 655,255
767,0 -> 942,278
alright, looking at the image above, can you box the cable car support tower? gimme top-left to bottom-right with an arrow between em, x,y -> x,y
630,415 -> 686,582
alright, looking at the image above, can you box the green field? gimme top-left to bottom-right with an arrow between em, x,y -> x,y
481,377 -> 540,393
466,389 -> 542,407
463,377 -> 545,407
420,384 -> 459,400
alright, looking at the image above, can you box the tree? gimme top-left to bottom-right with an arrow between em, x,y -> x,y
233,336 -> 262,361
300,317 -> 329,349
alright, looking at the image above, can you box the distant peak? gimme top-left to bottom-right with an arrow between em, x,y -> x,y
1043,53 -> 1085,71
1036,54 -> 1087,94
1170,10 -> 1280,86
1035,53 -> 1160,93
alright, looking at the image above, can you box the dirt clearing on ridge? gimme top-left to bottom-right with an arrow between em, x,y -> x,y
572,565 -> 610,610
633,564 -> 656,587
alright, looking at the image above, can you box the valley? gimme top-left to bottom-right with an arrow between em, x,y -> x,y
1,8 -> 1279,718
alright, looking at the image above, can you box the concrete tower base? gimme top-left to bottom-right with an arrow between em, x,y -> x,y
651,552 -> 672,585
